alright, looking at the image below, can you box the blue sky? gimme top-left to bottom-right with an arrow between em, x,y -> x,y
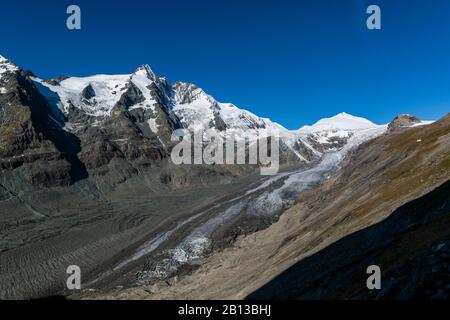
1,0 -> 449,129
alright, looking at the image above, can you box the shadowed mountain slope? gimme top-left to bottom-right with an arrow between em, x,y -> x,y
248,178 -> 450,299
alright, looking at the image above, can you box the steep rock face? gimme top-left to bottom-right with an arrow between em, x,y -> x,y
116,81 -> 145,108
0,62 -> 86,188
81,83 -> 96,100
30,65 -> 180,183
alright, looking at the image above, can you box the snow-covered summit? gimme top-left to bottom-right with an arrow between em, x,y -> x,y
298,112 -> 377,133
32,63 -> 169,117
31,64 -> 285,134
0,54 -> 19,94
132,64 -> 159,83
292,112 -> 384,153
33,74 -> 131,116
171,81 -> 285,132
19,57 -> 386,164
172,82 -> 214,106
0,54 -> 18,77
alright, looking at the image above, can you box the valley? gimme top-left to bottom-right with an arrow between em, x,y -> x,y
99,114 -> 449,300
1,53 -> 448,300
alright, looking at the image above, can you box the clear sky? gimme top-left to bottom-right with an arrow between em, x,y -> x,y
1,0 -> 449,129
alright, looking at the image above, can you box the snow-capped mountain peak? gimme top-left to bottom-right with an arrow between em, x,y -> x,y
0,54 -> 19,94
32,64 -> 165,117
172,82 -> 214,105
0,54 -> 18,77
132,64 -> 158,82
33,74 -> 131,116
170,81 -> 287,132
20,55 -> 385,165
299,112 -> 377,133
291,112 -> 384,155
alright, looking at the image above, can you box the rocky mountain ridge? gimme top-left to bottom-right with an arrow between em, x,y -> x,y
0,54 -> 403,190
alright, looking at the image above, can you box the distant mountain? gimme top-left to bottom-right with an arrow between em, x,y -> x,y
0,52 -> 391,187
0,55 -> 18,94
31,64 -> 284,134
298,112 -> 377,132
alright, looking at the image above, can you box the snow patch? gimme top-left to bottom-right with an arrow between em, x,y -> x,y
148,117 -> 159,133
412,120 -> 435,127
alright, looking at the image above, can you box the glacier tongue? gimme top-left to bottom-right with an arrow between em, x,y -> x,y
134,123 -> 388,284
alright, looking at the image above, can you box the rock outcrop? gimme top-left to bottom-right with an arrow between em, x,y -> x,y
0,69 -> 87,187
388,114 -> 421,131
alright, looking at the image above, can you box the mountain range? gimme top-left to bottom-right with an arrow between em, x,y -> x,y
0,53 -> 448,300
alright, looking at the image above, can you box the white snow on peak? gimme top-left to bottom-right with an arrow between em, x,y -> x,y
172,82 -> 287,133
32,64 -> 164,117
172,85 -> 220,131
173,82 -> 215,105
25,57 -> 383,165
298,112 -> 377,133
33,74 -> 131,116
0,54 -> 19,94
218,102 -> 285,131
129,67 -> 161,112
132,64 -> 158,83
0,54 -> 18,76
291,112 -> 385,154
